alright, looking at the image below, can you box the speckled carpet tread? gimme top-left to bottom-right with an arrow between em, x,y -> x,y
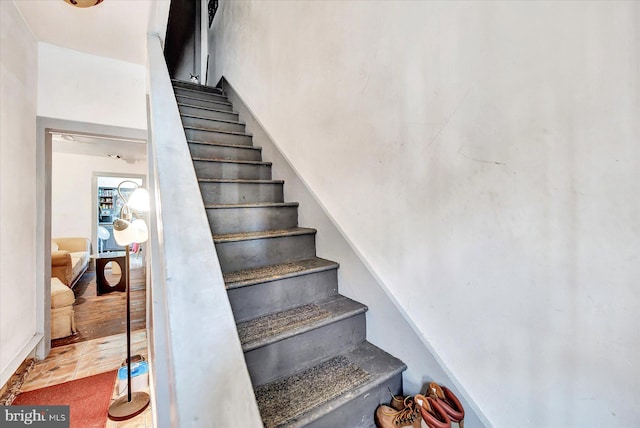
223,258 -> 336,286
237,304 -> 331,345
255,355 -> 371,428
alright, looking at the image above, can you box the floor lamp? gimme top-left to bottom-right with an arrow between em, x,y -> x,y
108,181 -> 150,421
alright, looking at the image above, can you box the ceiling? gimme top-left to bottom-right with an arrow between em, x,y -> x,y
14,0 -> 155,65
52,133 -> 147,164
14,0 -> 156,160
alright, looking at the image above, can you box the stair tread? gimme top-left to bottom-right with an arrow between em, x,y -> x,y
254,341 -> 406,427
192,157 -> 271,166
173,86 -> 227,98
180,113 -> 244,126
207,202 -> 298,209
183,125 -> 252,137
198,178 -> 283,184
171,79 -> 224,94
214,227 -> 316,243
178,102 -> 238,115
187,140 -> 262,150
175,93 -> 232,106
238,295 -> 365,351
224,256 -> 337,289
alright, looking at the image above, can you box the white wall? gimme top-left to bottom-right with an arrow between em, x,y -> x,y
52,152 -> 147,239
0,1 -> 39,385
210,2 -> 640,427
38,43 -> 147,130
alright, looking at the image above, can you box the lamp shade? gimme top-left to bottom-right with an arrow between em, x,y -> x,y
127,188 -> 150,213
113,219 -> 136,246
131,219 -> 149,244
113,218 -> 148,246
64,0 -> 104,7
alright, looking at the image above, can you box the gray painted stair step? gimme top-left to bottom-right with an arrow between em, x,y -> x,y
271,341 -> 406,428
213,227 -> 317,272
177,82 -> 409,427
239,295 -> 365,351
206,201 -> 298,235
193,158 -> 272,180
178,103 -> 240,122
175,94 -> 234,111
181,114 -> 246,133
185,126 -> 253,146
225,257 -> 339,321
241,295 -> 367,385
173,86 -> 229,103
224,257 -> 338,289
199,178 -> 284,205
188,141 -> 262,162
171,79 -> 224,95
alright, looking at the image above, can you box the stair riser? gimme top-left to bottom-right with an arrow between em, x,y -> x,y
193,160 -> 271,180
228,269 -> 338,322
185,128 -> 253,146
172,81 -> 223,95
303,373 -> 403,428
188,143 -> 262,162
181,115 -> 246,133
178,104 -> 239,122
175,95 -> 233,111
244,313 -> 366,386
199,181 -> 284,205
216,233 -> 316,272
207,205 -> 297,235
173,87 -> 229,103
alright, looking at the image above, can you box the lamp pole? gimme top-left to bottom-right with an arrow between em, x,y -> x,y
108,182 -> 150,421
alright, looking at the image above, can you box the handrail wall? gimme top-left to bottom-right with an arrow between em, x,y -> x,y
146,32 -> 263,427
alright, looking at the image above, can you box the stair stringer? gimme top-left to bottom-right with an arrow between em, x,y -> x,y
220,77 -> 487,428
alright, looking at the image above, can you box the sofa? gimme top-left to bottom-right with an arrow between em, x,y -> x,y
51,277 -> 76,340
51,237 -> 91,288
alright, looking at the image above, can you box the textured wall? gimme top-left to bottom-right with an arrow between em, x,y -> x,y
210,2 -> 640,426
38,43 -> 147,130
0,1 -> 38,385
51,152 -> 146,239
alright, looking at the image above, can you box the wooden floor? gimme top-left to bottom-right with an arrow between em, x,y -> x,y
52,265 -> 146,348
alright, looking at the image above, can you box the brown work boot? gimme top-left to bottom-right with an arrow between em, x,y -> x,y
389,393 -> 406,411
375,403 -> 422,428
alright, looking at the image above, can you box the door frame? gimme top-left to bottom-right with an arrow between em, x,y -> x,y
36,117 -> 147,359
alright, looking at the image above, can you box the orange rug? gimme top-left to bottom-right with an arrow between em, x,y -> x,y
13,371 -> 116,428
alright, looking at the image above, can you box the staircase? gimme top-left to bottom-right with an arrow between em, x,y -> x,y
172,79 -> 406,428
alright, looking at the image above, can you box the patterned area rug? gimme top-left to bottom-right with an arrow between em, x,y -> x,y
255,355 -> 371,428
237,303 -> 331,345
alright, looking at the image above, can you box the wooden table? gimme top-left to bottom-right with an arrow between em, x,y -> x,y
91,251 -> 127,295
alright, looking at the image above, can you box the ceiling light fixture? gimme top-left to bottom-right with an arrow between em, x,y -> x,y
63,0 -> 104,8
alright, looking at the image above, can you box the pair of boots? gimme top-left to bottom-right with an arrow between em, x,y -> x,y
374,383 -> 465,428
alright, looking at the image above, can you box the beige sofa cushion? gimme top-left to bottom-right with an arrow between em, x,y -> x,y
51,277 -> 75,308
51,241 -> 59,251
70,251 -> 88,280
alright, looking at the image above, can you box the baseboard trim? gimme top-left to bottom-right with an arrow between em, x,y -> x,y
0,333 -> 43,388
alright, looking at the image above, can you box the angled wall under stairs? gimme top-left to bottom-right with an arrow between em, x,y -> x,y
172,79 -> 407,427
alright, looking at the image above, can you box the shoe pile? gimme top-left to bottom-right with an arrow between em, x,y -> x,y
374,382 -> 465,428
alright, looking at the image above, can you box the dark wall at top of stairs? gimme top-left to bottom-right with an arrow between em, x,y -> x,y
164,0 -> 201,81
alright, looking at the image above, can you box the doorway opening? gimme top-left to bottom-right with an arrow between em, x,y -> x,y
37,117 -> 148,355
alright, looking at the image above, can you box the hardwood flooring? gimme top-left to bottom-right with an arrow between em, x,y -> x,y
52,265 -> 146,348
